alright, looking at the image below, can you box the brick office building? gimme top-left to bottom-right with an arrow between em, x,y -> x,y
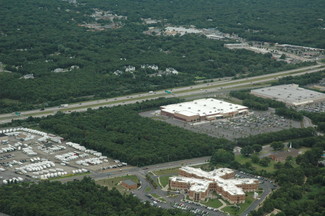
169,167 -> 258,203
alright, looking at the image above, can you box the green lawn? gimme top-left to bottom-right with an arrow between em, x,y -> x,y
96,175 -> 139,193
144,186 -> 152,193
222,192 -> 255,216
202,199 -> 223,208
159,175 -> 172,187
151,193 -> 166,202
153,167 -> 180,176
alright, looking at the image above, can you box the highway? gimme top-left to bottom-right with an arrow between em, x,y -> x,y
0,63 -> 324,124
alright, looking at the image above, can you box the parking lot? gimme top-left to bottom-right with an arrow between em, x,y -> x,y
0,128 -> 129,184
141,109 -> 302,140
295,101 -> 325,112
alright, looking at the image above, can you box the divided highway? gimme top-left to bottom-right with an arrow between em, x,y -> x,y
0,63 -> 324,124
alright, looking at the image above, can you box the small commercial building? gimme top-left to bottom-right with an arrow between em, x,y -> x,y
251,84 -> 325,106
160,98 -> 248,122
121,179 -> 138,190
169,167 -> 258,203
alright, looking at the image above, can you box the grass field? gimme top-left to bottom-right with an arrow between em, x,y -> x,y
144,186 -> 152,193
159,175 -> 172,187
222,192 -> 255,215
154,167 -> 180,188
153,167 -> 180,176
96,175 -> 139,193
202,199 -> 223,209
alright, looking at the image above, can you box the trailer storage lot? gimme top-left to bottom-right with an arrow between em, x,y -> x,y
0,128 -> 128,184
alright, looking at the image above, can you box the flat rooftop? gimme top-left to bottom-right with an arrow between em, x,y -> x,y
161,98 -> 248,117
173,167 -> 257,195
251,84 -> 325,106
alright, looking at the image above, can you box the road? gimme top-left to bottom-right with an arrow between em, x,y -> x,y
237,172 -> 277,216
54,155 -> 275,216
0,63 -> 324,124
58,156 -> 211,183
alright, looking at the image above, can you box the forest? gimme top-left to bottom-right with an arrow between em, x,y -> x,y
0,177 -> 190,216
272,71 -> 325,86
81,0 -> 325,48
236,127 -> 316,147
8,99 -> 232,166
249,139 -> 325,216
0,0 -> 314,114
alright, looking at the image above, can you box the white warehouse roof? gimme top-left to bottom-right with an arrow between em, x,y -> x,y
161,98 -> 248,117
251,84 -> 325,106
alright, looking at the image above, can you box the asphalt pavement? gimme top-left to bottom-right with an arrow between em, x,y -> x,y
0,63 -> 324,124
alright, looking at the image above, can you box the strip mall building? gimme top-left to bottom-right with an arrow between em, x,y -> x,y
169,167 -> 259,203
160,98 -> 248,122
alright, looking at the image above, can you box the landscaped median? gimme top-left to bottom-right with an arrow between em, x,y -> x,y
150,193 -> 167,203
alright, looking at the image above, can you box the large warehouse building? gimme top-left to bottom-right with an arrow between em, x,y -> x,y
160,98 -> 248,122
251,84 -> 325,106
169,167 -> 259,203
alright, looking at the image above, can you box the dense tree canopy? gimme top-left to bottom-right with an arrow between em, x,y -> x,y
0,177 -> 190,216
10,99 -> 233,166
250,142 -> 325,216
236,127 -> 315,146
210,149 -> 234,165
0,0 -> 315,113
81,0 -> 325,48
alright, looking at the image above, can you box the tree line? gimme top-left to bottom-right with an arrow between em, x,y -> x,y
0,177 -> 191,216
81,0 -> 325,48
250,138 -> 325,216
0,0 -> 310,114
9,98 -> 232,166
